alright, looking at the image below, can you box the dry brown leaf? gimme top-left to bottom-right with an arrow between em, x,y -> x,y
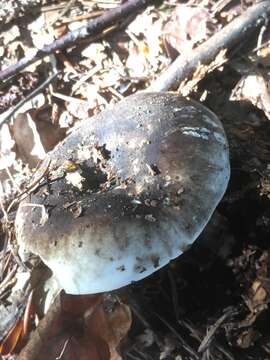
163,4 -> 216,56
231,72 -> 270,120
13,108 -> 66,168
257,43 -> 270,67
18,292 -> 131,360
252,280 -> 267,304
98,302 -> 131,360
0,318 -> 23,355
236,328 -> 261,349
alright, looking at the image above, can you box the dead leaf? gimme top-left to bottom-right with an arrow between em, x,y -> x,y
66,100 -> 92,120
13,108 -> 66,168
18,292 -> 131,360
81,43 -> 107,66
252,280 -> 267,304
85,297 -> 132,360
231,72 -> 270,120
163,5 -> 216,56
0,318 -> 23,355
1,25 -> 20,45
257,43 -> 270,67
236,328 -> 261,349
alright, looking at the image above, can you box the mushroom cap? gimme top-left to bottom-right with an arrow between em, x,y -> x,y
15,92 -> 230,294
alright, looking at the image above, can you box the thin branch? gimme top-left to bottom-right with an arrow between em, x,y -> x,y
154,312 -> 200,359
149,0 -> 270,92
0,0 -> 154,82
198,307 -> 236,353
0,72 -> 58,127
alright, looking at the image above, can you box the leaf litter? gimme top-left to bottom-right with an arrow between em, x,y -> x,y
1,0 -> 270,359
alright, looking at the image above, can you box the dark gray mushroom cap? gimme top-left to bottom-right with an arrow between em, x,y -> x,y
15,92 -> 230,294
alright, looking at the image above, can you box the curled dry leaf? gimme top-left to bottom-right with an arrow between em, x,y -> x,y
236,328 -> 261,349
163,4 -> 216,56
231,72 -> 270,120
13,113 -> 46,168
0,288 -> 34,356
0,317 -> 24,355
85,298 -> 132,360
13,109 -> 66,168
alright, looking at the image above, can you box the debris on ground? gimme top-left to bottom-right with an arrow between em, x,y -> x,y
1,0 -> 270,359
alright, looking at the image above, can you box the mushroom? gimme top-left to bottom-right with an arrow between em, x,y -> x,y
15,92 -> 230,295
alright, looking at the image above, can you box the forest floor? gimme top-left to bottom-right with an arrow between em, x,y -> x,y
1,1 -> 270,359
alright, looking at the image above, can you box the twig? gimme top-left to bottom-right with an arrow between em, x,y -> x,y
47,0 -> 76,27
0,72 -> 59,127
0,233 -> 8,283
0,183 -> 10,282
0,182 -> 8,221
198,307 -> 236,353
181,319 -> 234,360
7,156 -> 51,213
212,0 -> 234,15
55,338 -> 70,360
0,0 -> 154,82
4,165 -> 22,194
51,91 -> 90,104
149,1 -> 270,92
154,312 -> 199,359
0,265 -> 18,296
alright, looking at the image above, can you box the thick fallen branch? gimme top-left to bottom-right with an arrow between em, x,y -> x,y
149,0 -> 270,92
0,0 -> 154,82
